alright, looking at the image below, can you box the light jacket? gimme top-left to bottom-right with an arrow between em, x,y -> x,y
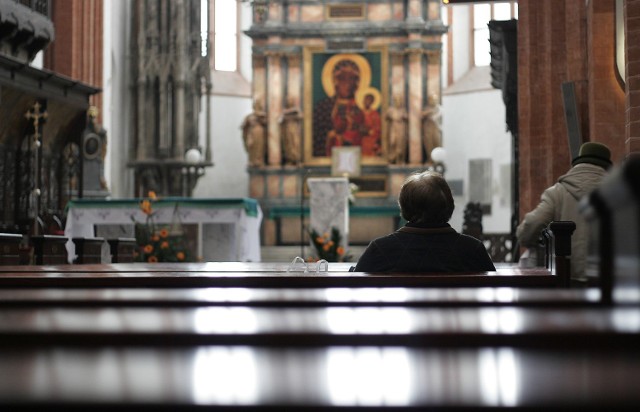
516,163 -> 608,279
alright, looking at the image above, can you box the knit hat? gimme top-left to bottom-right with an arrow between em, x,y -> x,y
572,142 -> 612,169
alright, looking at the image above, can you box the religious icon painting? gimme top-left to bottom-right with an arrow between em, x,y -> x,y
303,47 -> 388,165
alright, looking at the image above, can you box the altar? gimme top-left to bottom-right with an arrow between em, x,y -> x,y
64,198 -> 262,263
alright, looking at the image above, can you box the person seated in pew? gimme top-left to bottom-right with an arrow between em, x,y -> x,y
516,142 -> 612,282
354,171 -> 496,272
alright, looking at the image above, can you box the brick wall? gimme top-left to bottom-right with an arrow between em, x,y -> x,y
626,0 -> 640,153
587,0 -> 626,161
518,0 -> 588,215
43,0 -> 104,118
518,0 -> 628,219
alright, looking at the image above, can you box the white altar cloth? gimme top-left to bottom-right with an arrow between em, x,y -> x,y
64,198 -> 262,263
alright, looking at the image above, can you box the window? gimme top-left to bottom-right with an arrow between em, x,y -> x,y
212,0 -> 238,72
207,0 -> 250,96
473,2 -> 517,67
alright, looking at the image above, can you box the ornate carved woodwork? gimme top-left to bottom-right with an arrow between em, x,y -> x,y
130,0 -> 212,197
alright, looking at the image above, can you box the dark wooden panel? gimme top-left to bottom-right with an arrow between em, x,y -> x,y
0,269 -> 560,289
72,237 -> 105,264
31,235 -> 68,265
107,237 -> 137,263
0,233 -> 24,265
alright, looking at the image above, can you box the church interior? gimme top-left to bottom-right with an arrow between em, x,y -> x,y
0,0 -> 639,409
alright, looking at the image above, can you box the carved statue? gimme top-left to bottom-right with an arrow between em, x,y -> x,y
279,97 -> 302,166
422,94 -> 442,165
240,99 -> 267,167
386,96 -> 408,165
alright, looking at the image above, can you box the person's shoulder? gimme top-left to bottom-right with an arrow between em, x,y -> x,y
367,231 -> 403,246
456,233 -> 487,247
564,163 -> 608,178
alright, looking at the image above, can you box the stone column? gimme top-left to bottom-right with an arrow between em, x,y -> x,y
407,48 -> 423,165
266,51 -> 283,166
307,177 -> 350,249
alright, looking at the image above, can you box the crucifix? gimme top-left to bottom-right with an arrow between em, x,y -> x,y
24,101 -> 48,235
25,101 -> 48,142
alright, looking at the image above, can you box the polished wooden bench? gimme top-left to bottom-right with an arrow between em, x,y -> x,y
0,344 -> 638,410
0,265 -> 561,289
0,302 -> 638,409
0,305 -> 638,348
0,286 -> 602,308
0,200 -> 633,410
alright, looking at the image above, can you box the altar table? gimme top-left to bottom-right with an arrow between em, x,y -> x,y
64,198 -> 262,263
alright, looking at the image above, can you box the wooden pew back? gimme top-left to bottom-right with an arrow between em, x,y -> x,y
581,156 -> 640,304
107,237 -> 138,263
31,235 -> 68,265
0,233 -> 26,265
72,237 -> 106,264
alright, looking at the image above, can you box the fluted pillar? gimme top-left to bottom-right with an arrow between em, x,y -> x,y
287,53 -> 302,106
407,49 -> 423,164
266,51 -> 283,166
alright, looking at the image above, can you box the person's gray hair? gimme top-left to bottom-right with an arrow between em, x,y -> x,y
398,171 -> 454,225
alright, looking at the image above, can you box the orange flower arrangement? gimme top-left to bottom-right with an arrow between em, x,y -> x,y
308,227 -> 352,262
132,191 -> 191,263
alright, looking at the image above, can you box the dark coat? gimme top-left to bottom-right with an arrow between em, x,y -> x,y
354,224 -> 496,273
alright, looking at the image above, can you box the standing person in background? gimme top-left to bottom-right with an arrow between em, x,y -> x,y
354,171 -> 495,273
516,142 -> 612,282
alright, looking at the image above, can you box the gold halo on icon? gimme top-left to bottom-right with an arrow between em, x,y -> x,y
356,87 -> 382,111
321,53 -> 372,97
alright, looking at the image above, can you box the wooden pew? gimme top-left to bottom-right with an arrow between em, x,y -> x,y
30,234 -> 69,265
0,233 -> 26,265
0,302 -> 639,409
541,221 -> 575,288
581,156 -> 640,304
0,286 -> 602,308
107,237 -> 138,263
72,237 -> 106,264
0,184 -> 635,410
0,305 -> 638,348
0,252 -> 634,408
0,345 -> 638,410
0,265 -> 561,288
